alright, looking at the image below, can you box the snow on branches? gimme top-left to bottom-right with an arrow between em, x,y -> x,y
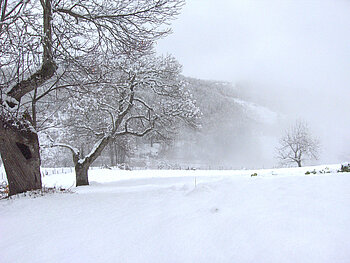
276,120 -> 320,167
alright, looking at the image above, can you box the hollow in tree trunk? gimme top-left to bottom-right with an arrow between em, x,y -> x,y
0,116 -> 42,196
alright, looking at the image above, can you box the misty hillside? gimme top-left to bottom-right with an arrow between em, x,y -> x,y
186,77 -> 280,125
145,77 -> 283,169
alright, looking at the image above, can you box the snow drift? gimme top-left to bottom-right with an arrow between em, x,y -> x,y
1,165 -> 350,263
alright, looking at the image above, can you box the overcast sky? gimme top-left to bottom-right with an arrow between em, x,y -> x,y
156,0 -> 350,164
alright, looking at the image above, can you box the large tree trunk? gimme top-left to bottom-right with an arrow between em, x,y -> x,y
297,160 -> 302,167
74,136 -> 111,187
109,142 -> 115,167
119,146 -> 126,164
114,141 -> 118,166
0,0 -> 55,195
75,161 -> 89,186
0,117 -> 41,196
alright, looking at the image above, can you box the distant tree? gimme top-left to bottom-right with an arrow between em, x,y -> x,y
276,121 -> 320,167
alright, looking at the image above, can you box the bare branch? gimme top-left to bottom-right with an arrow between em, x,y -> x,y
276,120 -> 320,167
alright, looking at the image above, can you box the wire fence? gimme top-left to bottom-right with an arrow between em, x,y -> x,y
0,163 -> 260,183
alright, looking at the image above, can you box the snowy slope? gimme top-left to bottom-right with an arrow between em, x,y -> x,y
1,166 -> 350,263
232,98 -> 280,124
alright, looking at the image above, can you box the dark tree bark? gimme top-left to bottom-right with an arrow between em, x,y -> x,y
75,162 -> 89,186
117,146 -> 126,164
64,136 -> 112,187
114,141 -> 118,166
0,0 -> 56,195
77,136 -> 111,186
51,143 -> 91,187
109,142 -> 115,167
297,160 -> 302,167
0,115 -> 41,195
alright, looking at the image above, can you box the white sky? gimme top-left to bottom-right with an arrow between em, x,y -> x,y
157,0 -> 350,163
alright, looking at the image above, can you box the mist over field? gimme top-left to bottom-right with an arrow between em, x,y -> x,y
157,0 -> 350,167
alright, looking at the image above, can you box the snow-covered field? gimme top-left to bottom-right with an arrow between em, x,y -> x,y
1,165 -> 350,263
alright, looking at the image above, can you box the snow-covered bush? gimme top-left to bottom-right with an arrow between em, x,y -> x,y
318,167 -> 331,174
0,181 -> 9,199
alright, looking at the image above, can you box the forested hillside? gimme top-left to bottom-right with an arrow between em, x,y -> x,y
164,78 -> 281,169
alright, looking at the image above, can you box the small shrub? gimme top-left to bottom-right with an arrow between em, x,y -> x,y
117,163 -> 131,170
305,169 -> 317,175
338,163 -> 350,173
1,186 -> 72,200
251,173 -> 258,177
319,167 -> 331,174
0,181 -> 9,199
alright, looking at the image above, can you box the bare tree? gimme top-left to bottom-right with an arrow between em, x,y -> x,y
47,54 -> 200,186
277,120 -> 320,167
0,0 -> 184,195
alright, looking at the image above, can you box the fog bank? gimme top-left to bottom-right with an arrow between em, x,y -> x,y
157,0 -> 350,166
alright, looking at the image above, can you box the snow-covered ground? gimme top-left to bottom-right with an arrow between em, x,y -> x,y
1,165 -> 350,263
